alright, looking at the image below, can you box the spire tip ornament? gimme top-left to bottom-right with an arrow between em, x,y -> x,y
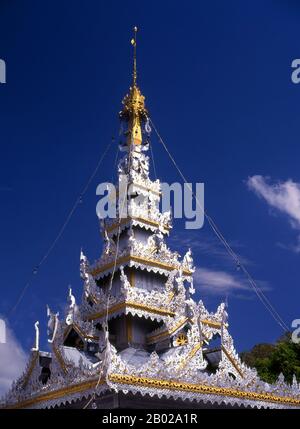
120,27 -> 148,147
131,26 -> 138,86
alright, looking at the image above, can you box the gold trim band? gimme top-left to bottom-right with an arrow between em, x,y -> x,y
5,373 -> 300,409
147,317 -> 189,344
106,215 -> 169,234
221,346 -> 244,378
87,301 -> 175,321
22,352 -> 39,388
109,374 -> 300,407
201,319 -> 222,329
91,255 -> 192,277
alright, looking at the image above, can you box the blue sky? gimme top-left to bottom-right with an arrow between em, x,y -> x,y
1,1 -> 300,389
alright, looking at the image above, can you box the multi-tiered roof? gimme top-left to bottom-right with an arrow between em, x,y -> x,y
2,29 -> 300,409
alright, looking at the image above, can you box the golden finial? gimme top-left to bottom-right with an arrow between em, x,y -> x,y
120,26 -> 148,146
131,26 -> 138,86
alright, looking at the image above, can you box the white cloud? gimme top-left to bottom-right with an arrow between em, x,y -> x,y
247,175 -> 300,228
247,175 -> 300,252
277,237 -> 300,253
194,267 -> 249,295
0,319 -> 27,398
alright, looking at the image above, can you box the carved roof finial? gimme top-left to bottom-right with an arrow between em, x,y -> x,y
131,26 -> 138,87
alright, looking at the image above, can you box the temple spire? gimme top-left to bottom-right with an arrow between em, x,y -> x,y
120,27 -> 148,146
